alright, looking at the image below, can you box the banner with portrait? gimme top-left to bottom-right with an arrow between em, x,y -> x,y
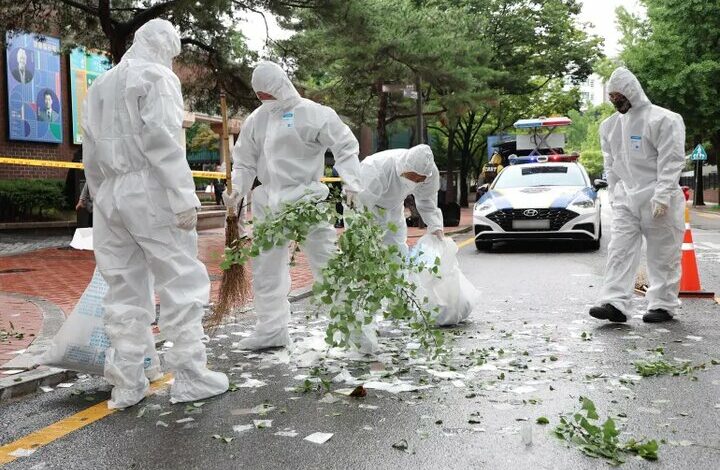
69,48 -> 111,144
5,32 -> 63,143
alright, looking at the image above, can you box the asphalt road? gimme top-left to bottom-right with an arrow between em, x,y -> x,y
1,202 -> 719,470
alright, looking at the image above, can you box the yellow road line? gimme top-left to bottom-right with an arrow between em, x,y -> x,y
0,156 -> 341,182
456,235 -> 476,249
0,374 -> 173,465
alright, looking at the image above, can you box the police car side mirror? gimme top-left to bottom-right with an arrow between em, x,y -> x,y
476,184 -> 489,201
593,179 -> 608,191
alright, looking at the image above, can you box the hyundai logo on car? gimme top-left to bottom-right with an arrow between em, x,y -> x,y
523,209 -> 539,217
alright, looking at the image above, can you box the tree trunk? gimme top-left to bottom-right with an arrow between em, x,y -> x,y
376,80 -> 388,152
712,130 -> 720,205
459,158 -> 469,208
110,36 -> 128,63
446,124 -> 457,204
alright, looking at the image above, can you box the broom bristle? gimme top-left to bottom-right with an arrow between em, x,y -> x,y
207,214 -> 252,330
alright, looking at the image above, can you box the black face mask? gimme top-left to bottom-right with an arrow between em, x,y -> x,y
610,94 -> 632,114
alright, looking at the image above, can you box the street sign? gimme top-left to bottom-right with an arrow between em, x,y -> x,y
691,144 -> 707,161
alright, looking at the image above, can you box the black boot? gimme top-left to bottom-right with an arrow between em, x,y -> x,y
643,309 -> 674,323
589,304 -> 627,323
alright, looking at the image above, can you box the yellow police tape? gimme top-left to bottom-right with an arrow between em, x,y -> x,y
0,157 -> 342,183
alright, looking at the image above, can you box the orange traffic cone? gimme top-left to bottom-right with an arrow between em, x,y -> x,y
679,205 -> 715,298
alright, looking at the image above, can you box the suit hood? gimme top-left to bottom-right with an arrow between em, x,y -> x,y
124,19 -> 181,69
607,67 -> 651,109
251,61 -> 301,102
396,144 -> 435,177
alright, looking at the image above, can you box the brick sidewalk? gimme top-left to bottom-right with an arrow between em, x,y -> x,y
0,208 -> 473,367
0,294 -> 43,366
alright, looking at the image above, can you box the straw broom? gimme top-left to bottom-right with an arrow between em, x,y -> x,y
210,92 -> 251,327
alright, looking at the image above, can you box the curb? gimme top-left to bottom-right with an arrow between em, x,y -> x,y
0,288 -> 313,402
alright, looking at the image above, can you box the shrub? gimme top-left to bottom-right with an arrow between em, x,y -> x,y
0,179 -> 67,221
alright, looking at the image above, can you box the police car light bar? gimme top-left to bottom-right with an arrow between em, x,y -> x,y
508,154 -> 579,165
513,116 -> 572,129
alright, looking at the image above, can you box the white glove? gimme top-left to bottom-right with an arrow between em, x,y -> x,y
345,190 -> 358,208
651,201 -> 667,218
176,208 -> 198,230
432,229 -> 444,240
222,189 -> 242,209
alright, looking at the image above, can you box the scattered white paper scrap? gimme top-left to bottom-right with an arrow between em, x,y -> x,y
56,382 -> 75,388
40,386 -> 54,393
156,421 -> 169,427
1,370 -> 24,375
239,379 -> 267,388
304,432 -> 333,444
233,424 -> 254,433
427,370 -> 465,380
10,349 -> 27,355
364,380 -> 432,394
358,404 -> 378,410
511,386 -> 537,395
253,420 -> 273,429
9,448 -> 35,458
176,418 -> 195,424
451,380 -> 466,388
686,336 -> 703,342
275,430 -> 299,438
319,394 -> 340,404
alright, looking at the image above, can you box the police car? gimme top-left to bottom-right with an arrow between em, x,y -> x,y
473,154 -> 607,250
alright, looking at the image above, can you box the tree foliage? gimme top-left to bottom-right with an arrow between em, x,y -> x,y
188,123 -> 220,152
618,0 -> 720,164
566,103 -> 614,178
280,0 -> 601,205
0,0 -> 321,113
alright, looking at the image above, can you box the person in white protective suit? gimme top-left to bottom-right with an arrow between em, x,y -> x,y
589,67 -> 686,324
82,19 -> 228,409
223,61 -> 371,351
358,144 -> 444,254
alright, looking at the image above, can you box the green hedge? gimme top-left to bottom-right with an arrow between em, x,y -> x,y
0,179 -> 68,221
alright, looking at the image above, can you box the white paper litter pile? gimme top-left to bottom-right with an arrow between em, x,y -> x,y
253,420 -> 273,429
233,424 -> 254,433
304,432 -> 333,444
363,380 -> 432,394
237,378 -> 267,388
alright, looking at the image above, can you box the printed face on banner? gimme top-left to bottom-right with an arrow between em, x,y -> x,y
70,48 -> 111,144
5,32 -> 63,143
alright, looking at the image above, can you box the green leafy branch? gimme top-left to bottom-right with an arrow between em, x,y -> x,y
220,195 -> 336,271
554,397 -> 660,466
314,207 -> 445,357
634,359 -> 706,380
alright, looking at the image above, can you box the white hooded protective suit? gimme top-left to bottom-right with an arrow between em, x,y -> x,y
358,145 -> 444,254
83,19 -> 228,408
231,61 -> 364,350
597,67 -> 686,314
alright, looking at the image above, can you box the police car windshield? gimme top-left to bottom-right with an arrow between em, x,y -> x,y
494,165 -> 585,189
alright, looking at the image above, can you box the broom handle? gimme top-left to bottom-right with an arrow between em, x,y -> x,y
220,92 -> 231,194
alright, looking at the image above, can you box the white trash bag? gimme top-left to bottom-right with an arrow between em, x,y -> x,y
410,234 -> 480,326
39,268 -> 160,378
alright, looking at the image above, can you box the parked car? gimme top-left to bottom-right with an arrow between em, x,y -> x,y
473,154 -> 607,251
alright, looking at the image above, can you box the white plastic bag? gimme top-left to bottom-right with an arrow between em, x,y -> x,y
39,268 -> 160,377
410,234 -> 479,326
205,184 -> 213,193
70,228 -> 94,250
